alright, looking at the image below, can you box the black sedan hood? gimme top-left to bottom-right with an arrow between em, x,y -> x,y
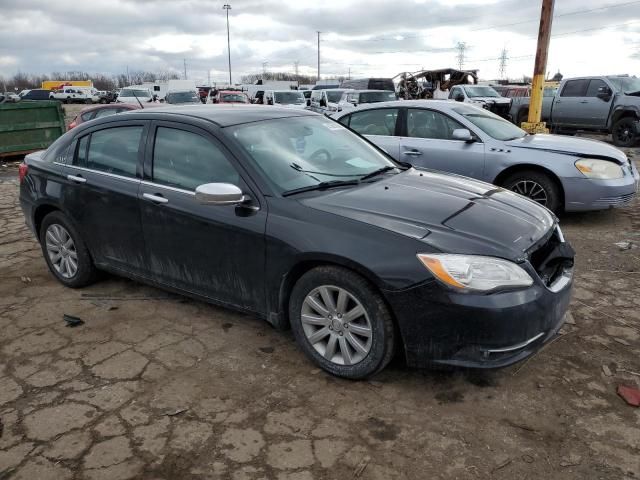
302,169 -> 555,260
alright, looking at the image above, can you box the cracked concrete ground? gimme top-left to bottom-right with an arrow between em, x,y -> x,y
1,150 -> 640,479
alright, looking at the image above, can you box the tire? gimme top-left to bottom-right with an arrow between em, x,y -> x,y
39,211 -> 98,288
517,109 -> 528,125
502,170 -> 561,213
612,117 -> 638,148
288,266 -> 395,379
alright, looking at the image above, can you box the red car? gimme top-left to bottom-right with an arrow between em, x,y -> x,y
67,104 -> 139,130
213,90 -> 250,104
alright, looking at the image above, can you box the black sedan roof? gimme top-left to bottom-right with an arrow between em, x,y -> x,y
125,104 -> 317,127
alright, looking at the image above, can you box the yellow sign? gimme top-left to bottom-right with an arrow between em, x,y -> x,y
42,80 -> 93,91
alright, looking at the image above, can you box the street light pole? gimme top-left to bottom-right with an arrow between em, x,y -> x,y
223,4 -> 232,85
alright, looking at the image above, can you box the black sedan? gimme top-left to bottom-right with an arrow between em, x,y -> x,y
19,105 -> 574,379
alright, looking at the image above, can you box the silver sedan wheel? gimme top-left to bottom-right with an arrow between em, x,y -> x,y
511,180 -> 548,206
45,224 -> 78,279
301,285 -> 373,366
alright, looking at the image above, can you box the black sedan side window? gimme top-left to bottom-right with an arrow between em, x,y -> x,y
349,109 -> 398,136
73,127 -> 142,177
152,127 -> 239,191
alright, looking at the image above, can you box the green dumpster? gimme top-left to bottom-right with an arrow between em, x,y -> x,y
0,101 -> 66,158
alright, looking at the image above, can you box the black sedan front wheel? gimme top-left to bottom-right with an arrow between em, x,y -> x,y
289,266 -> 395,379
503,170 -> 561,213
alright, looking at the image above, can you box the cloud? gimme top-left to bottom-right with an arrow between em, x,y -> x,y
0,0 -> 639,83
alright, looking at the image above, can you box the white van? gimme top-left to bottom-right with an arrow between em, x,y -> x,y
117,88 -> 154,105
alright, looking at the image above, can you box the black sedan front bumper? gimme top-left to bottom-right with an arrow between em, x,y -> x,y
383,266 -> 573,369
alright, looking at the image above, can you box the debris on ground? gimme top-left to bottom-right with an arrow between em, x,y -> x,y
614,241 -> 634,250
20,276 -> 31,283
491,458 -> 512,473
164,408 -> 188,417
602,365 -> 613,377
617,385 -> 640,407
63,314 -> 85,328
559,454 -> 582,467
353,456 -> 370,478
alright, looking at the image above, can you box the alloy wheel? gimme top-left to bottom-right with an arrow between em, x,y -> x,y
301,285 -> 372,366
45,224 -> 78,279
511,180 -> 548,206
615,122 -> 633,145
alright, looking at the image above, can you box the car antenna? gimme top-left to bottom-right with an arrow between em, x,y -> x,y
131,89 -> 144,109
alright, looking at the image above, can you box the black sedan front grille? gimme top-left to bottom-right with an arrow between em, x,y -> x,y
528,227 -> 575,288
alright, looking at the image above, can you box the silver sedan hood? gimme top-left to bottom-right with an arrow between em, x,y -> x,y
505,134 -> 628,164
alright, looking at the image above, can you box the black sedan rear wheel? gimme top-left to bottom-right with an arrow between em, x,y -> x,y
289,266 -> 395,379
39,211 -> 98,288
612,117 -> 638,148
503,170 -> 561,213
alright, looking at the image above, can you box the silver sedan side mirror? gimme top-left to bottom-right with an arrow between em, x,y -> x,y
451,128 -> 474,142
195,183 -> 245,205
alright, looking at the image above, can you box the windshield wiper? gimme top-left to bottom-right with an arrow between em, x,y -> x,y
360,165 -> 398,181
282,179 -> 361,197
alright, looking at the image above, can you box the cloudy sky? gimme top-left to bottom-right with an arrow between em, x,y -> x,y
1,0 -> 639,85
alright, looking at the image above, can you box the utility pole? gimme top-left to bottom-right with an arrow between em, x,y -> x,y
207,70 -> 211,87
126,65 -> 130,86
456,42 -> 466,70
223,4 -> 232,85
523,0 -> 555,133
348,67 -> 351,80
294,61 -> 299,79
262,62 -> 268,78
183,59 -> 187,80
317,31 -> 321,81
498,48 -> 508,80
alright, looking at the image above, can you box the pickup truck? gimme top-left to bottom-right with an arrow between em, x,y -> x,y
508,75 -> 640,147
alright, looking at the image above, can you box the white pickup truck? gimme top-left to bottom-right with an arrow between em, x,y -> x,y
49,87 -> 98,104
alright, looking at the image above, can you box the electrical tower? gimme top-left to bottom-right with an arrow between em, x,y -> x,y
498,48 -> 508,80
456,42 -> 466,70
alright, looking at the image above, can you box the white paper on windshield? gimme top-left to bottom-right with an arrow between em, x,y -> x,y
346,158 -> 376,168
322,122 -> 343,131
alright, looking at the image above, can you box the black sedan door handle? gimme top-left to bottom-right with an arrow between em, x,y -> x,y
142,193 -> 169,204
67,174 -> 87,184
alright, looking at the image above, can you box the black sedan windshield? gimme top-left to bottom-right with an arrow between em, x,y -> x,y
230,116 -> 397,193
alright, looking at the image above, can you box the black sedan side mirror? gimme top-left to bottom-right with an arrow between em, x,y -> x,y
195,183 -> 245,206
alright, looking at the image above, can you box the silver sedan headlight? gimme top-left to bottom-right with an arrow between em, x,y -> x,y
417,254 -> 533,292
575,159 -> 624,179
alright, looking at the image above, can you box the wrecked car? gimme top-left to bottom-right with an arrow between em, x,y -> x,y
449,84 -> 512,120
394,68 -> 478,100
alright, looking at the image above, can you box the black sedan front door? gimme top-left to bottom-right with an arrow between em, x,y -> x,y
138,121 -> 267,313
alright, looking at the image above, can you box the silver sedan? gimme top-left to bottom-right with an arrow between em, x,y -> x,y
333,100 -> 639,213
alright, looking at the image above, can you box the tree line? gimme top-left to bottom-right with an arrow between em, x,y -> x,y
0,70 -> 181,92
240,72 -> 346,85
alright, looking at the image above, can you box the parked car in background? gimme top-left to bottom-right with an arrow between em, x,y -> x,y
518,75 -> 640,147
308,89 -> 351,115
449,85 -> 512,120
67,104 -> 139,130
213,90 -> 250,104
50,86 -> 94,104
97,91 -> 117,104
1,92 -> 21,103
116,88 -> 154,105
264,90 -> 306,109
337,90 -> 398,112
165,90 -> 201,105
334,100 -> 638,213
19,105 -> 574,379
340,77 -> 395,92
18,89 -> 31,98
20,89 -> 51,101
302,90 -> 312,106
502,84 -> 558,125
